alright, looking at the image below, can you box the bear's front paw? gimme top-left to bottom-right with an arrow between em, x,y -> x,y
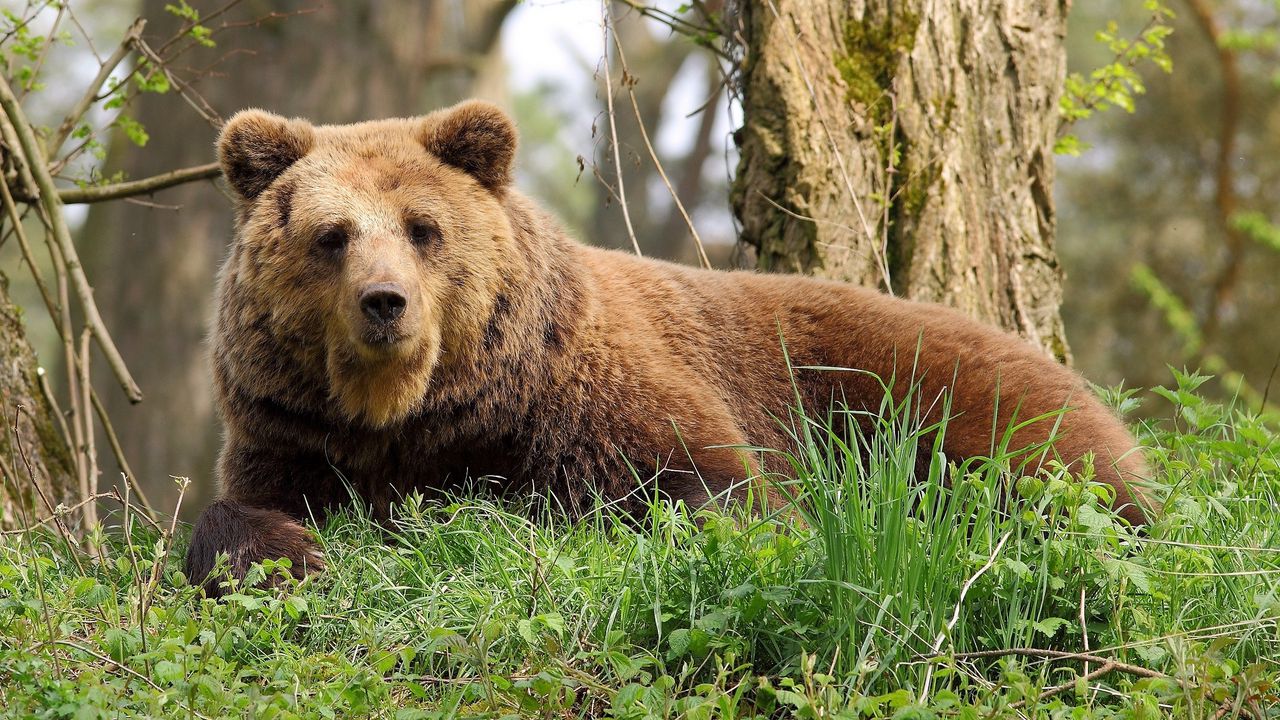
185,499 -> 325,598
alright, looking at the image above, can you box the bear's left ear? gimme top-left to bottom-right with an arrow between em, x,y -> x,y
420,100 -> 516,194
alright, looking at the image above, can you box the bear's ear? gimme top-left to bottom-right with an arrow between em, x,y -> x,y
217,109 -> 315,201
420,100 -> 516,194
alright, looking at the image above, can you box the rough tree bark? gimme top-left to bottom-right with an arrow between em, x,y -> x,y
730,0 -> 1071,361
0,276 -> 75,530
81,0 -> 515,513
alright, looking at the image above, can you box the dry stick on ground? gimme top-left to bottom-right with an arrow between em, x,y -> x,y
607,17 -> 713,270
1186,0 -> 1247,347
599,0 -> 642,257
0,74 -> 142,402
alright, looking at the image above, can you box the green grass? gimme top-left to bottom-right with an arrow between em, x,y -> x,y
2,367 -> 1278,718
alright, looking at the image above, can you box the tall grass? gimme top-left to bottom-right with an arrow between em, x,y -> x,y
1,367 -> 1277,717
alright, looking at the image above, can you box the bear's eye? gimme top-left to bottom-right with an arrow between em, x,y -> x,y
316,228 -> 348,254
407,220 -> 440,247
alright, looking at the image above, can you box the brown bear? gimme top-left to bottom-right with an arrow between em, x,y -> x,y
185,100 -> 1154,596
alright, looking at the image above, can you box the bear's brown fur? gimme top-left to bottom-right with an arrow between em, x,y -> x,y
185,100 -> 1155,595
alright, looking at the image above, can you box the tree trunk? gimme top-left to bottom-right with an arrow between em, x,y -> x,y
81,0 -> 515,514
0,274 -> 75,530
730,0 -> 1071,361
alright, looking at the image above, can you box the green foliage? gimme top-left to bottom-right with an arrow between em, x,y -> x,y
1057,0 -> 1175,155
2,373 -> 1278,717
1130,263 -> 1202,356
1230,211 -> 1280,253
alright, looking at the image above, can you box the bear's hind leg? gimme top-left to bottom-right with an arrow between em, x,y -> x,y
185,499 -> 324,598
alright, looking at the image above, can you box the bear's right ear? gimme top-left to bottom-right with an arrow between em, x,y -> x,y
217,109 -> 315,201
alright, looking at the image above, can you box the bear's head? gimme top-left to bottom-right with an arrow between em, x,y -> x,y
217,100 -> 519,427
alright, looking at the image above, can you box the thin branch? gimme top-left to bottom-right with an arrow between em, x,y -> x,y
132,37 -> 222,128
0,492 -> 113,536
608,14 -> 711,269
614,0 -> 730,60
53,640 -> 215,720
919,530 -> 1011,703
0,74 -> 143,403
600,1 -> 642,257
55,162 -> 220,204
949,648 -> 1169,681
49,17 -> 146,158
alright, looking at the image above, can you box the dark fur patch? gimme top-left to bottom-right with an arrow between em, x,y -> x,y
483,293 -> 512,350
543,319 -> 565,351
275,180 -> 295,228
184,499 -> 322,598
377,171 -> 402,192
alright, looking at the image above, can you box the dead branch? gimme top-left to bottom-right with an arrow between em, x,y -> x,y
0,492 -> 114,536
600,1 -> 642,256
607,13 -> 712,269
614,0 -> 730,60
949,648 -> 1168,681
0,74 -> 143,403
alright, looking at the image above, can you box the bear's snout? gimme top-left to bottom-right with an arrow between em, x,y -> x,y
360,283 -> 408,325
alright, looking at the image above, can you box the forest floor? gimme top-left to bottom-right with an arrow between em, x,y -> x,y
2,368 -> 1278,718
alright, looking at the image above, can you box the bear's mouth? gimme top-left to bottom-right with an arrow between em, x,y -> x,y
358,324 -> 411,356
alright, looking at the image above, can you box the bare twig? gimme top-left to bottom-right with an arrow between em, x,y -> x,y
17,2 -> 65,103
12,406 -> 86,575
0,173 -> 56,320
950,648 -> 1169,681
0,492 -> 113,536
2,411 -> 60,675
607,12 -> 711,269
79,329 -> 98,535
132,37 -> 222,128
53,640 -> 215,719
614,0 -> 730,60
919,530 -> 1011,703
94,394 -> 155,522
600,1 -> 642,257
0,74 -> 143,402
49,18 -> 146,157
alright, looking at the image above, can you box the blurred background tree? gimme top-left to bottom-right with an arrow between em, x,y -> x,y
1058,0 -> 1280,407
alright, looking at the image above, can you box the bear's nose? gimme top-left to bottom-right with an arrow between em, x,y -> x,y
360,283 -> 407,324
